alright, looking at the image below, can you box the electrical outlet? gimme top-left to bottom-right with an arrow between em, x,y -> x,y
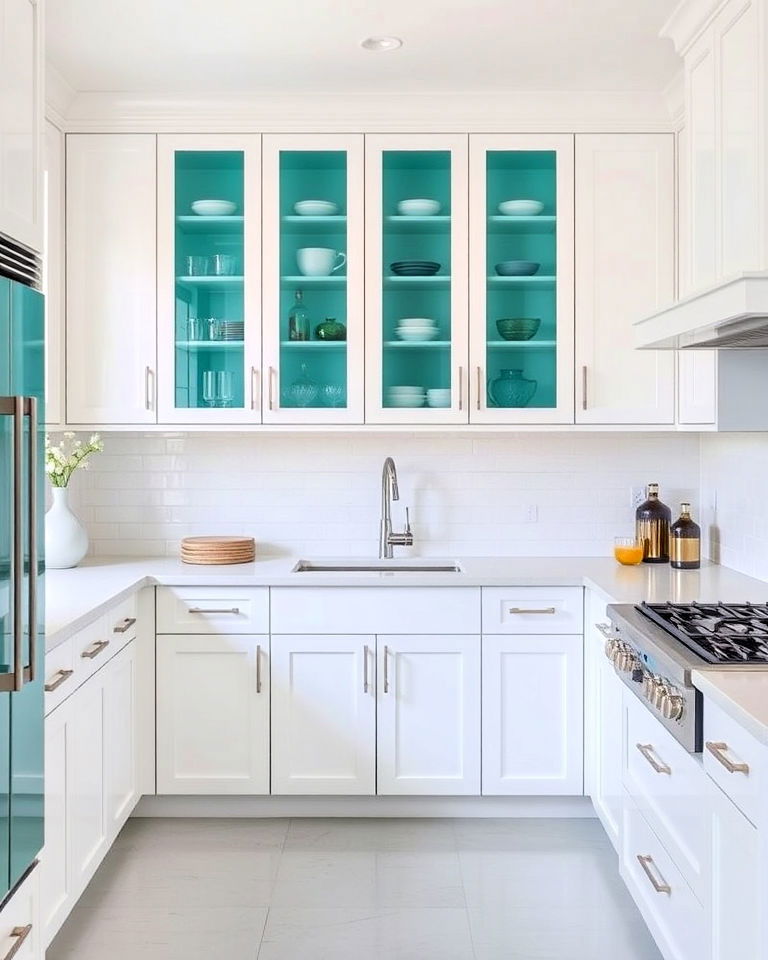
630,486 -> 646,511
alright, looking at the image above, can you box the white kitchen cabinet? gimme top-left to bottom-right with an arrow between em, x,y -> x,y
43,119 -> 64,426
271,635 -> 375,795
0,0 -> 43,252
482,633 -> 583,796
103,641 -> 138,834
0,863 -> 41,960
575,134 -> 675,425
66,134 -> 157,424
469,134 -> 574,424
156,634 -> 269,795
377,635 -> 480,796
263,134 -> 365,424
584,593 -> 623,849
41,698 -> 71,946
365,134 -> 469,425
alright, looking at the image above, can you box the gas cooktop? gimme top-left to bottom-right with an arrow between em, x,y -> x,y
638,601 -> 768,665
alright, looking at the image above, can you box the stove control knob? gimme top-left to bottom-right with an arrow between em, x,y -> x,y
660,692 -> 685,722
604,639 -> 619,662
618,649 -> 639,674
632,667 -> 645,684
653,683 -> 669,710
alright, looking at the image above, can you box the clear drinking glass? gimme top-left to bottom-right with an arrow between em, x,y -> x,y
185,255 -> 209,276
207,318 -> 223,341
202,370 -> 217,407
210,253 -> 238,276
186,317 -> 203,341
217,371 -> 234,407
614,537 -> 644,566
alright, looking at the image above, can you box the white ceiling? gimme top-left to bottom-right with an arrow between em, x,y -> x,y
47,0 -> 681,96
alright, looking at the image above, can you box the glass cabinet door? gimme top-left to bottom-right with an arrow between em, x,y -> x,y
365,136 -> 468,423
262,135 -> 364,423
157,135 -> 261,423
469,135 -> 574,423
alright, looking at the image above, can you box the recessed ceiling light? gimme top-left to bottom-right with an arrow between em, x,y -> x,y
361,36 -> 403,52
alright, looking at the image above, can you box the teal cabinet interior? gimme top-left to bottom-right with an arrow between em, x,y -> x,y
173,150 -> 246,410
484,150 -> 558,410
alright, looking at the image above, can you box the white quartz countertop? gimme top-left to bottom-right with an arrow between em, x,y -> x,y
45,554 -> 768,650
692,670 -> 768,747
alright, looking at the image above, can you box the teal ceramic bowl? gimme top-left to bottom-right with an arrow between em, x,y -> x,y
496,318 -> 541,341
495,260 -> 540,277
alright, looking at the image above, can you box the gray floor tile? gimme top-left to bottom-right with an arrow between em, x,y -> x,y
284,817 -> 457,852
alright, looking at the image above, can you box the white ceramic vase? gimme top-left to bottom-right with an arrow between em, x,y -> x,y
45,486 -> 88,569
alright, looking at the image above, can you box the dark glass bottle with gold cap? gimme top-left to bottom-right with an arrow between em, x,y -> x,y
670,502 -> 701,570
636,483 -> 671,564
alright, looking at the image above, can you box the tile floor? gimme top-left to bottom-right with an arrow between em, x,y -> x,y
48,817 -> 663,960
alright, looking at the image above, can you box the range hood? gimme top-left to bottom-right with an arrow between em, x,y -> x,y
634,272 -> 768,349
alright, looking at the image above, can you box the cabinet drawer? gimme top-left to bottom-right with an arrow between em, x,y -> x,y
72,616 -> 114,682
156,587 -> 269,634
104,594 -> 138,654
703,697 -> 765,827
622,798 -> 705,960
44,638 -> 76,716
270,587 -> 480,634
623,690 -> 711,904
482,586 -> 583,634
0,863 -> 40,960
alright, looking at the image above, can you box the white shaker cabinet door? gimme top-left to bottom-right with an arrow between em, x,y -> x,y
482,634 -> 583,796
377,635 -> 480,796
42,698 -> 72,947
575,133 -> 675,424
156,634 -> 269,795
103,641 -> 139,836
66,134 -> 157,424
271,635 -> 375,795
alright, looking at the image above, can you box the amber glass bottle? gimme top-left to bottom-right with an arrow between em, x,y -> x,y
670,502 -> 701,570
636,483 -> 671,564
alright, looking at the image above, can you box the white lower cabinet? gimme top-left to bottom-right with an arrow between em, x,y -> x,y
41,703 -> 70,945
482,634 -> 583,795
377,635 -> 480,796
103,643 -> 139,831
271,635 -> 375,796
0,864 -> 41,960
156,634 -> 269,795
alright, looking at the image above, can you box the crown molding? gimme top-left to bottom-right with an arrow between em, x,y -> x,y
660,0 -> 728,54
45,61 -> 77,129
57,89 -> 677,133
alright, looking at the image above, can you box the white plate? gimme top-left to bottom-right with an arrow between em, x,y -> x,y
294,200 -> 339,216
191,199 -> 237,216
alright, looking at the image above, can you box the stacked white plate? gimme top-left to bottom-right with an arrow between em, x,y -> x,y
387,385 -> 426,408
426,388 -> 451,408
396,317 -> 439,342
221,321 -> 244,341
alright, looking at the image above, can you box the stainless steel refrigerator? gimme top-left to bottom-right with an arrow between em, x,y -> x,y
0,263 -> 44,904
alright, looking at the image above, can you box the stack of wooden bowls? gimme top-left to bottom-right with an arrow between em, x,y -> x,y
181,536 -> 256,565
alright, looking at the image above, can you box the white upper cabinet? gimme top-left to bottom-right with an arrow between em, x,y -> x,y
66,134 -> 158,424
156,135 -> 262,424
469,134 -> 574,424
43,119 -> 64,426
365,134 -> 469,424
377,635 -> 480,795
263,134 -> 364,424
575,134 -> 675,425
0,0 -> 43,251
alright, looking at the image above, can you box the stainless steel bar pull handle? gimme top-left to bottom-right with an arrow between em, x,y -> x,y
268,366 -> 276,411
637,855 -> 671,894
256,644 -> 262,694
27,396 -> 37,682
81,639 -> 110,660
145,366 -> 154,411
636,743 -> 671,775
363,644 -> 369,693
2,924 -> 33,960
188,607 -> 241,615
582,365 -> 588,410
113,617 -> 136,634
458,366 -> 464,412
12,397 -> 24,691
383,645 -> 390,693
706,741 -> 750,775
250,367 -> 260,410
476,366 -> 482,411
508,606 -> 556,615
45,668 -> 74,693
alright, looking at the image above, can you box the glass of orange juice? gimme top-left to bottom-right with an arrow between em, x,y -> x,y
614,537 -> 644,566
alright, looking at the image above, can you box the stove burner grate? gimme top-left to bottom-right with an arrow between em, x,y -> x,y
638,601 -> 768,664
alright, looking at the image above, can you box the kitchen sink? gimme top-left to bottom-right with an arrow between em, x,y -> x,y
292,558 -> 462,573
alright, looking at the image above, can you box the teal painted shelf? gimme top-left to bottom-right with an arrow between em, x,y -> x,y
385,276 -> 451,289
487,216 -> 556,234
487,276 -> 555,287
280,340 -> 347,349
281,275 -> 347,289
487,340 -> 556,349
385,216 -> 451,234
281,215 -> 347,234
384,340 -> 451,349
176,340 -> 244,349
176,276 -> 244,286
176,216 -> 244,234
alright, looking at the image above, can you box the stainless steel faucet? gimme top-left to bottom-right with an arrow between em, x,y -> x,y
379,457 -> 414,559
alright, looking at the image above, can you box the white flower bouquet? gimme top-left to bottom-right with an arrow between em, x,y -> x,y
45,432 -> 104,488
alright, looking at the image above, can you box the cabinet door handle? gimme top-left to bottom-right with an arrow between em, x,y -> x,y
44,668 -> 74,693
256,644 -> 262,694
188,607 -> 241,615
2,924 -> 32,960
458,366 -> 464,411
706,741 -> 750,775
636,855 -> 671,894
268,366 -> 276,411
250,367 -> 260,410
508,606 -> 556,615
476,366 -> 482,411
363,644 -> 369,693
145,366 -> 154,411
113,617 -> 136,634
581,365 -> 588,411
636,743 -> 671,775
383,645 -> 390,693
81,639 -> 110,660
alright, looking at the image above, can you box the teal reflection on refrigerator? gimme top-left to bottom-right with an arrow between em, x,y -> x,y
0,274 -> 44,899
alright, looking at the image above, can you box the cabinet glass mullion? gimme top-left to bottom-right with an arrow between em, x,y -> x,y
381,151 -> 453,411
277,151 -> 349,410
485,151 -> 558,411
173,151 -> 245,410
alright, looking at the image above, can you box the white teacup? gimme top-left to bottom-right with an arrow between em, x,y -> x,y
297,247 -> 346,277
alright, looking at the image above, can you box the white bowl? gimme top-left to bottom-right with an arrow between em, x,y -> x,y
294,200 -> 339,217
397,330 -> 439,342
389,385 -> 426,394
498,199 -> 544,217
427,396 -> 452,408
427,389 -> 452,400
388,395 -> 426,408
397,199 -> 442,217
191,199 -> 237,217
397,317 -> 437,327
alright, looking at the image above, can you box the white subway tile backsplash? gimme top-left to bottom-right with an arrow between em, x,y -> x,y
59,431 -> 703,559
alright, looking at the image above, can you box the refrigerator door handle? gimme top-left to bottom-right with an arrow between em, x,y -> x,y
12,396 -> 24,692
27,396 -> 37,683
